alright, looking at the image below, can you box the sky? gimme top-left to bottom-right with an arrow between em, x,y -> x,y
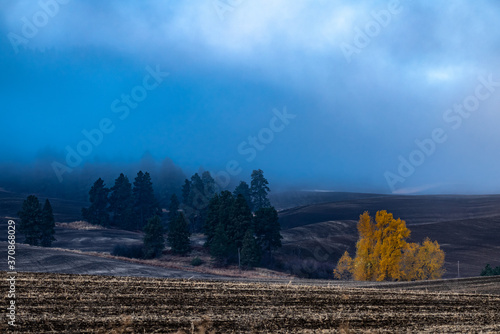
1,0 -> 500,195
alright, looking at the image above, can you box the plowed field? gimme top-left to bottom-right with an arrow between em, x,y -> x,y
2,272 -> 500,333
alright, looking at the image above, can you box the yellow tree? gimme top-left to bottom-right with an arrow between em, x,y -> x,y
333,251 -> 354,280
372,210 -> 410,281
416,237 -> 445,280
400,242 -> 420,281
352,211 -> 376,280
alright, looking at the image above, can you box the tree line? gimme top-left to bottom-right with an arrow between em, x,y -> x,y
17,196 -> 56,247
83,169 -> 282,268
334,210 -> 445,281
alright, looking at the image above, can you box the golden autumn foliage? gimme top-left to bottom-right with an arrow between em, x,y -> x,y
333,251 -> 353,280
334,211 -> 445,281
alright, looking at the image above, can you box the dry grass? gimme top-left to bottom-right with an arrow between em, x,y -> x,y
1,271 -> 499,333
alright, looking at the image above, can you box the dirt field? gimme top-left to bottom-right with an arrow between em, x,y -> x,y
1,272 -> 500,333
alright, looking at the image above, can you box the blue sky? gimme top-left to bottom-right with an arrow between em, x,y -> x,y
1,0 -> 500,194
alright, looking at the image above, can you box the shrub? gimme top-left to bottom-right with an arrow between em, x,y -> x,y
190,257 -> 204,266
112,244 -> 144,259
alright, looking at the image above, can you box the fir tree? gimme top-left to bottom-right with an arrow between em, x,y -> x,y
240,229 -> 261,269
143,215 -> 165,258
234,181 -> 252,210
18,195 -> 42,246
230,194 -> 253,249
82,178 -> 110,227
109,173 -> 134,229
204,193 -> 220,247
168,194 -> 180,225
250,169 -> 271,211
133,171 -> 161,230
210,223 -> 229,265
254,207 -> 282,255
167,212 -> 191,255
181,179 -> 191,205
40,199 -> 56,247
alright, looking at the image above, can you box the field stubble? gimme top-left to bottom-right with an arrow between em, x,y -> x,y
1,272 -> 499,333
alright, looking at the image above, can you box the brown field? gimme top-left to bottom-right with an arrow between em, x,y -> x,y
2,272 -> 500,333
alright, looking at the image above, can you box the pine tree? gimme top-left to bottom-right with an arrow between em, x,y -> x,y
82,178 -> 110,227
202,171 -> 216,199
143,215 -> 165,258
250,169 -> 271,211
204,193 -> 220,247
167,212 -> 191,255
18,195 -> 42,246
230,194 -> 253,249
210,223 -> 229,265
240,229 -> 261,269
188,173 -> 208,233
133,171 -> 161,230
168,194 -> 180,225
181,179 -> 191,205
40,199 -> 56,247
109,173 -> 134,229
254,207 -> 282,255
234,181 -> 252,209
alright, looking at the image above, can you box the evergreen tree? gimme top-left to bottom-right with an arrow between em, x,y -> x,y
202,171 -> 217,199
234,181 -> 252,209
254,207 -> 282,255
40,199 -> 56,247
143,215 -> 165,258
133,171 -> 161,230
204,193 -> 220,247
240,229 -> 261,269
109,173 -> 134,230
181,179 -> 191,205
210,223 -> 229,265
167,212 -> 191,255
250,169 -> 271,211
230,194 -> 253,249
18,195 -> 42,246
168,194 -> 180,225
82,178 -> 110,227
188,173 -> 207,233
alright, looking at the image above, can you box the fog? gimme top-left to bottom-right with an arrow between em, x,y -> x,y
2,0 -> 500,197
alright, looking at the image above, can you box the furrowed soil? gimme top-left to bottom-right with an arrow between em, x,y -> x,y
1,272 -> 500,333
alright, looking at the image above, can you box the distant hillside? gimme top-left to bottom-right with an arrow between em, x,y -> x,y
269,190 -> 385,211
277,193 -> 500,278
278,194 -> 500,229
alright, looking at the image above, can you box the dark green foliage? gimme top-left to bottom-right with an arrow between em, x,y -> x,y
111,244 -> 144,259
167,212 -> 191,255
230,194 -> 253,249
168,194 -> 180,225
240,229 -> 261,269
181,179 -> 191,204
82,178 -> 110,227
202,171 -> 217,199
250,169 -> 271,211
40,199 -> 56,247
133,171 -> 161,230
18,195 -> 42,246
204,193 -> 220,247
234,181 -> 252,210
143,215 -> 165,259
109,173 -> 134,230
481,264 -> 500,276
254,207 -> 282,254
210,223 -> 230,265
190,257 -> 204,266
